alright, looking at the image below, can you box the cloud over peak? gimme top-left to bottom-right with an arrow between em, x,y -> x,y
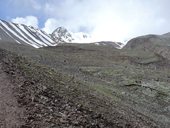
12,16 -> 39,28
42,18 -> 61,33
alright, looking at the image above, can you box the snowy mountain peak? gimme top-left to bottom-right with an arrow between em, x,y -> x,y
55,27 -> 68,33
51,27 -> 74,43
51,27 -> 92,43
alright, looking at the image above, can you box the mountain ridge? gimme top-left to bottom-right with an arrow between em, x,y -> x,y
0,19 -> 56,48
0,19 -> 123,49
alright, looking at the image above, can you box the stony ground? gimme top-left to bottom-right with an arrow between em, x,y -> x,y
0,49 -> 124,128
0,43 -> 168,128
0,63 -> 24,128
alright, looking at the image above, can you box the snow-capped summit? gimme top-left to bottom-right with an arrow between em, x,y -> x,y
51,27 -> 74,43
51,27 -> 92,43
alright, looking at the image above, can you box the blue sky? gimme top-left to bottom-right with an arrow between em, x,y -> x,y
0,0 -> 170,42
0,0 -> 46,27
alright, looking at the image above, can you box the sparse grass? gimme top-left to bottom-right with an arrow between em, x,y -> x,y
91,83 -> 121,102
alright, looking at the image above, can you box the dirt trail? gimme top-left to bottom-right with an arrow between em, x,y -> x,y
0,63 -> 23,128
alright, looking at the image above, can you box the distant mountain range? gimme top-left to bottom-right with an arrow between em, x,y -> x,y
1,19 -> 170,52
0,19 -> 123,49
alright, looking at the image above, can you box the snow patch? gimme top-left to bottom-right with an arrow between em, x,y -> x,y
95,42 -> 100,45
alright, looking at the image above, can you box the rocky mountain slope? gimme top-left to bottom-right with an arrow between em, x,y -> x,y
124,33 -> 170,60
124,34 -> 170,50
0,20 -> 56,48
0,48 -> 121,127
0,43 -> 164,128
0,38 -> 170,127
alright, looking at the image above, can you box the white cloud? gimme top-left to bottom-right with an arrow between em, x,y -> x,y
9,0 -> 170,42
11,16 -> 39,28
71,32 -> 92,43
40,0 -> 170,42
42,18 -> 61,33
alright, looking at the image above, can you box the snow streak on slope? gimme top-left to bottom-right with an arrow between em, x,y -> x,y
0,20 -> 24,44
0,24 -> 21,44
9,23 -> 40,48
19,25 -> 47,47
29,27 -> 55,45
0,20 -> 57,48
